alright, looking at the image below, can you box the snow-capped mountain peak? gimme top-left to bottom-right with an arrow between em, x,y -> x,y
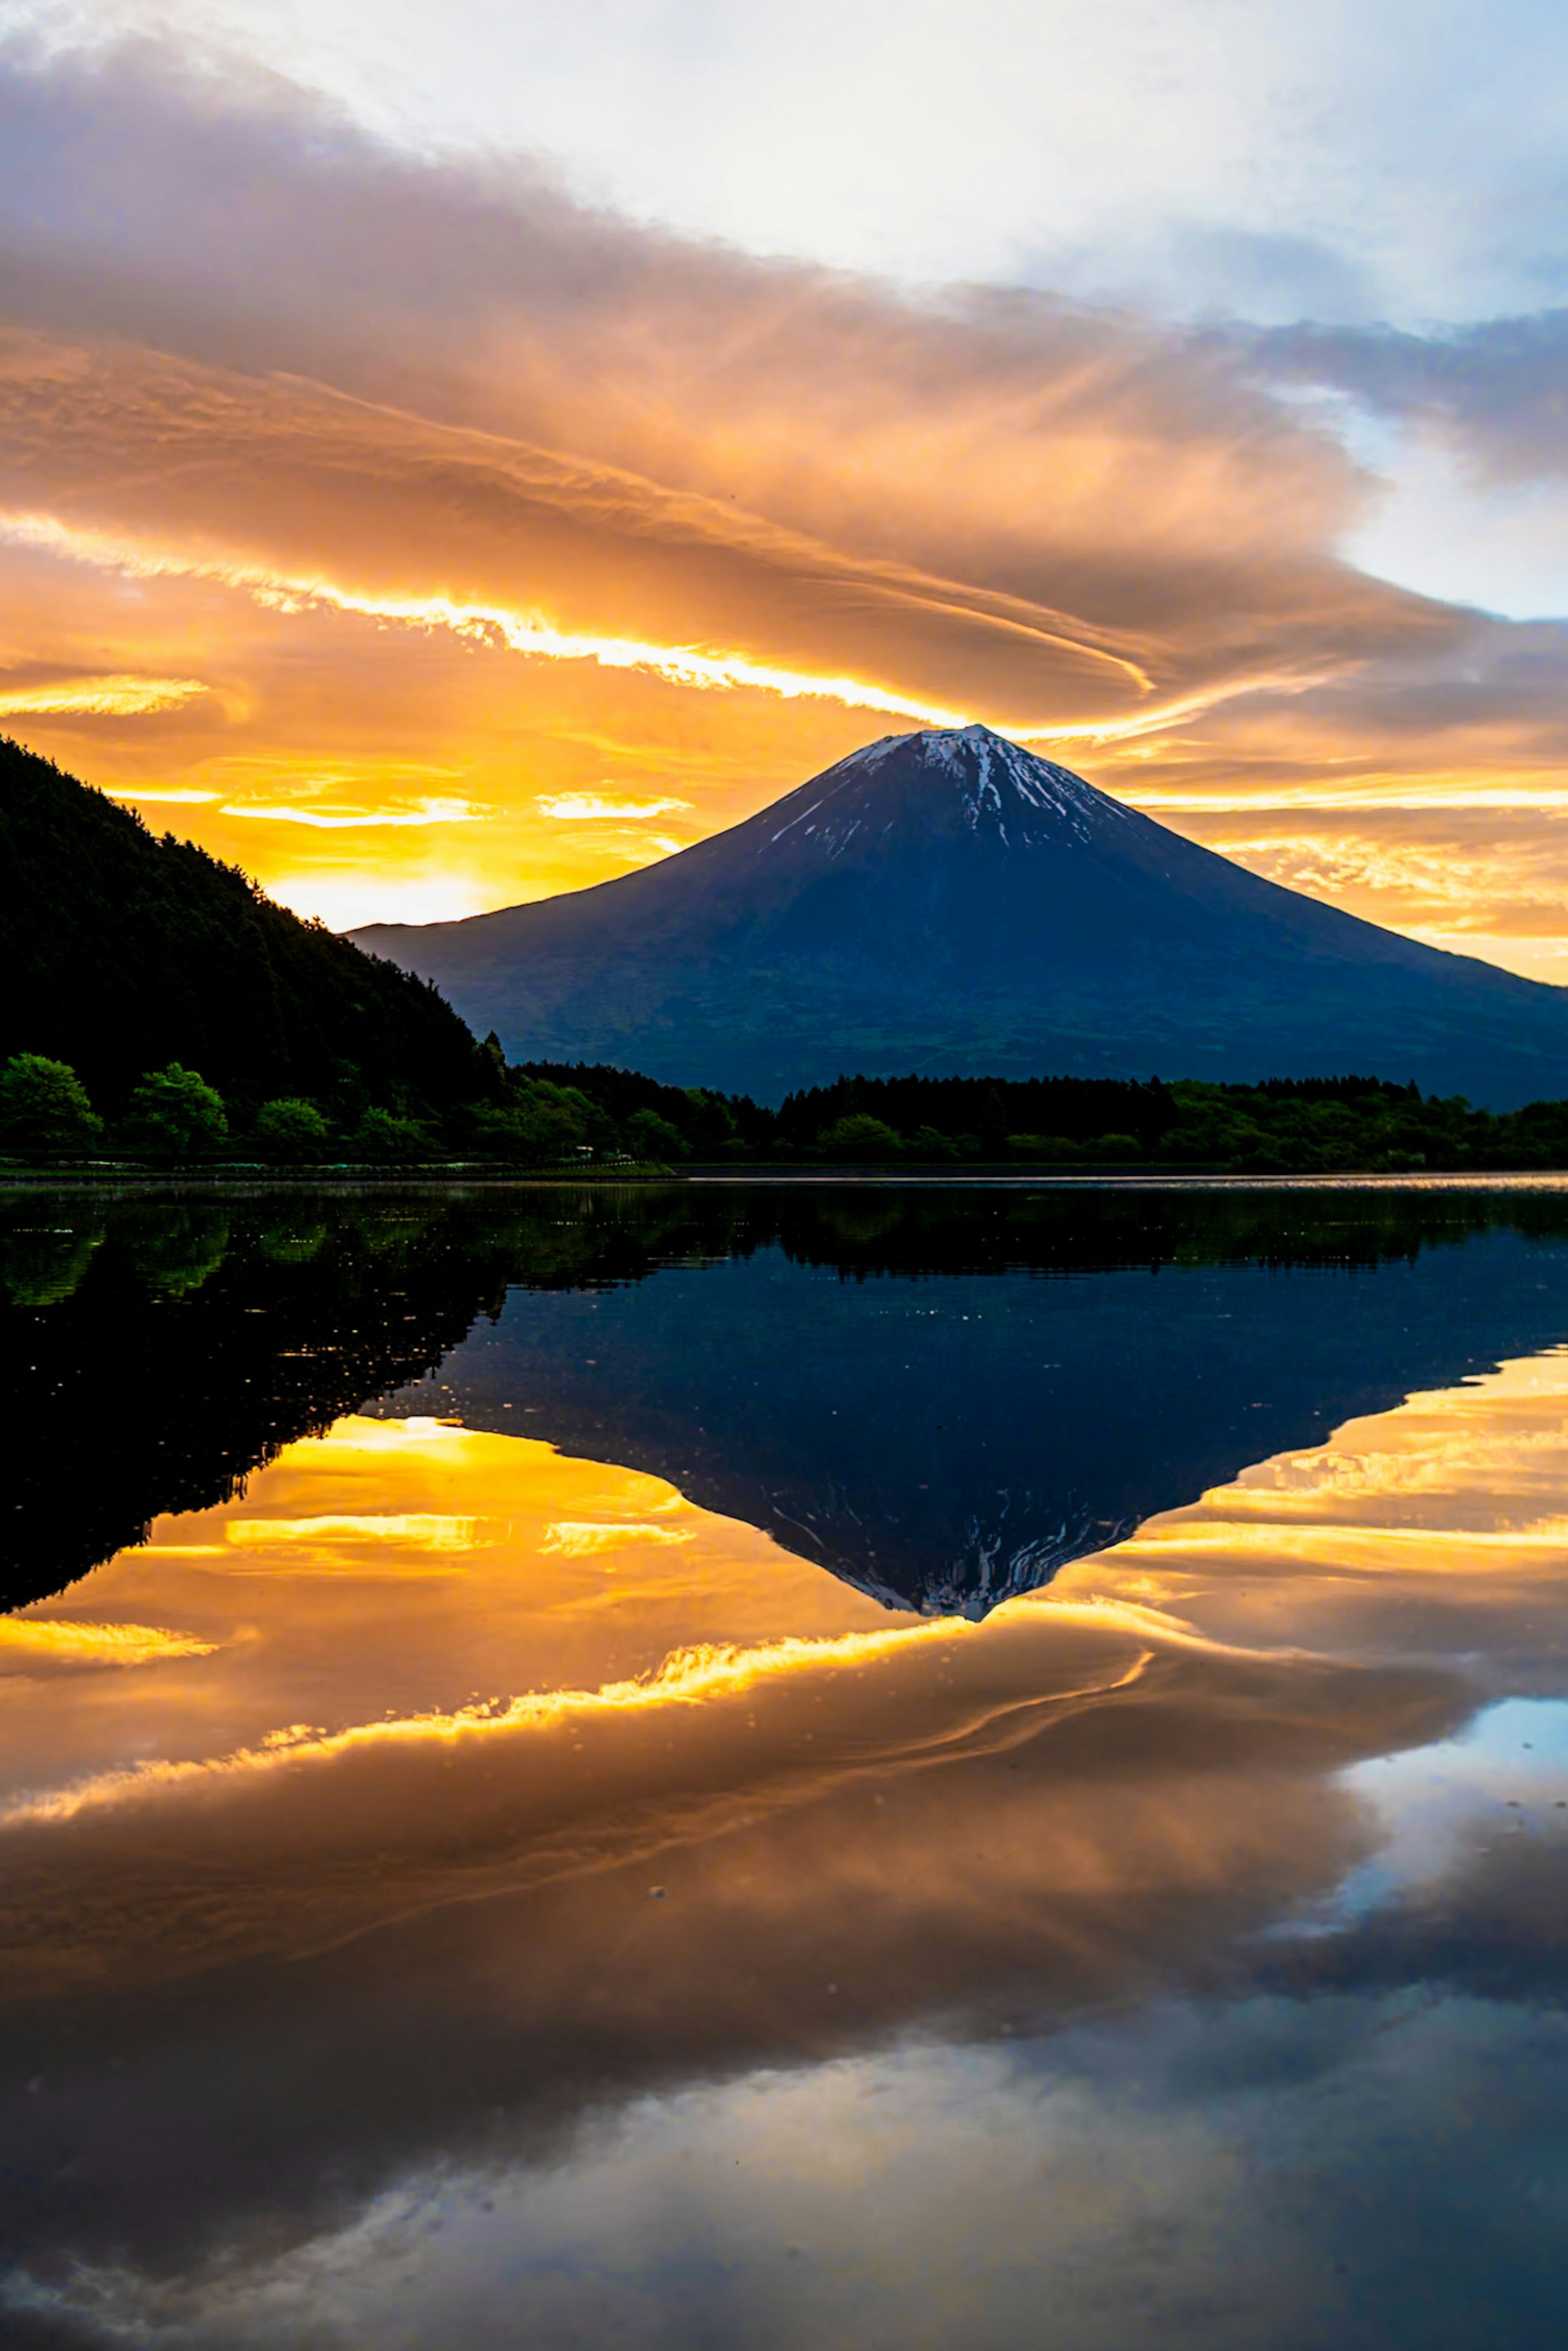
764,724 -> 1120,861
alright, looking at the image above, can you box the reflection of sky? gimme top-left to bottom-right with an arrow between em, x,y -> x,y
1332,1696 -> 1568,1921
8,1345 -> 1568,2343
15,2000 -> 1568,2346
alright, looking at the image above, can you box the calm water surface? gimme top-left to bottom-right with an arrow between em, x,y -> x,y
4,1183 -> 1568,2347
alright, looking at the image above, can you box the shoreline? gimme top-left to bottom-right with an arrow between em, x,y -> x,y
7,1165 -> 1568,1196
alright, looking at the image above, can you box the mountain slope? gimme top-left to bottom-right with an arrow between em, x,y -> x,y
354,724 -> 1568,1106
1,736 -> 490,1113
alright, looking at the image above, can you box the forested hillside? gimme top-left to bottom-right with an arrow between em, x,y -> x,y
0,737 -> 491,1118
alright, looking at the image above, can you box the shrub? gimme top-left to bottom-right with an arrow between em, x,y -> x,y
123,1064 -> 228,1157
815,1113 -> 904,1161
1093,1132 -> 1142,1159
0,1053 -> 103,1154
255,1098 -> 331,1159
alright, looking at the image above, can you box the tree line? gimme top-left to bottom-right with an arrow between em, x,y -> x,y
11,1052 -> 1568,1173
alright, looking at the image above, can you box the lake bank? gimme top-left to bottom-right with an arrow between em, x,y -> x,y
9,1163 -> 1568,1195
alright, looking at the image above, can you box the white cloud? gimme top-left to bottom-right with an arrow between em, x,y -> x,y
535,792 -> 692,820
17,0 -> 1568,323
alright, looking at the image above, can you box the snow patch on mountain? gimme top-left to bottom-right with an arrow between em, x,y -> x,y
768,722 -> 1121,858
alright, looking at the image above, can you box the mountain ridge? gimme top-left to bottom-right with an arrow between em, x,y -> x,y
353,724 -> 1568,1107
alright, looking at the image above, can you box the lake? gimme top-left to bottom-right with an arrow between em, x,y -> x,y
4,1180 -> 1568,2348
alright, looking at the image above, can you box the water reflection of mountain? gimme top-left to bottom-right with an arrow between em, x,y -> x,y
379,1187 -> 1568,1616
9,1184 -> 1568,1618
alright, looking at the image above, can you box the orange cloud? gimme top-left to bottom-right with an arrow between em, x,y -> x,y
0,42 -> 1564,949
0,671 -> 208,716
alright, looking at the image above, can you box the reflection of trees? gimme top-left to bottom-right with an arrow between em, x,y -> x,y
256,1218 -> 331,1265
0,1215 -> 105,1306
775,1189 -> 1506,1281
1,1196 -> 513,1610
120,1206 -> 232,1294
469,1183 -> 1538,1288
811,1197 -> 911,1252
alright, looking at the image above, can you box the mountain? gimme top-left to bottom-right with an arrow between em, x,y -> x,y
0,735 -> 490,1113
354,724 -> 1568,1107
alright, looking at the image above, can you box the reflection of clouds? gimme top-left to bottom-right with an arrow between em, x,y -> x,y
1051,1346 -> 1568,1698
1336,1694 -> 1568,1912
41,1989 -> 1563,2351
0,1615 -> 988,1832
1207,1348 -> 1568,1526
0,1617 -> 215,1669
9,1350 -> 1568,2326
211,1512 -> 482,1570
538,1521 -> 697,1555
223,1513 -> 481,1546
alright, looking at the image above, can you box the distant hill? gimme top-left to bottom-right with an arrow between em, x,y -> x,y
0,737 -> 489,1114
354,724 -> 1568,1108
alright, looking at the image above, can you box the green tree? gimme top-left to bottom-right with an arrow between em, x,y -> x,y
815,1113 -> 904,1161
908,1125 -> 959,1161
459,1103 -> 532,1159
1006,1133 -> 1082,1162
0,1053 -> 103,1155
123,1064 -> 228,1157
625,1108 -> 689,1162
255,1098 -> 331,1158
509,1080 -> 592,1161
682,1088 -> 738,1152
350,1106 -> 434,1162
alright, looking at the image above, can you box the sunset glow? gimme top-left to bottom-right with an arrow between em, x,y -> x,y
2,510 -> 976,726
0,673 -> 210,718
1,20 -> 1566,966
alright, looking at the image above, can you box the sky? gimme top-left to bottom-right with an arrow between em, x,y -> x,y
3,5 -> 1568,970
